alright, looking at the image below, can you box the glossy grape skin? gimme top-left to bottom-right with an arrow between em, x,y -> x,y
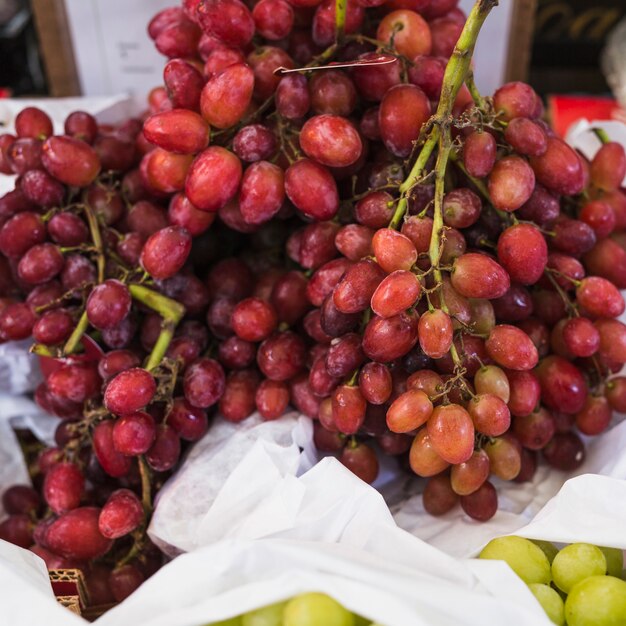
163,59 -> 204,111
185,147 -> 242,212
7,137 -> 43,174
504,117 -> 547,156
42,136 -> 101,187
252,0 -> 294,39
310,70 -> 357,117
575,395 -> 612,436
460,481 -> 498,522
497,224 -> 548,285
219,369 -> 260,422
0,515 -> 33,549
140,226 -> 192,280
300,114 -> 362,168
64,110 -> 97,144
283,592 -> 354,626
358,362 -> 392,405
2,486 -> 40,516
104,368 -> 157,415
239,161 -> 285,225
39,508 -> 111,563
200,63 -> 255,129
84,279 -> 131,331
334,259 -> 386,314
362,311 -> 419,362
529,137 -> 585,196
462,130 -> 497,177
422,474 -> 458,516
0,212 -> 46,258
377,10 -> 431,58
590,141 -> 626,192
426,404 -> 474,465
372,228 -> 417,273
285,159 -> 339,221
386,389 -> 433,433
418,309 -> 453,359
256,379 -> 290,420
576,276 -> 624,319
565,576 -> 626,626
143,110 -> 210,156
0,302 -> 36,341
488,156 -> 536,212
371,270 -> 421,318
479,536 -> 551,585
451,253 -> 510,299
493,82 -> 539,121
340,442 -> 379,484
332,384 -> 367,435
146,424 -> 181,472
485,325 -> 538,371
409,428 -> 450,477
15,106 -> 53,139
552,543 -> 607,594
379,84 -> 431,158
21,169 -> 65,208
43,462 -> 84,514
257,331 -> 306,381
112,412 -> 156,456
143,148 -> 192,193
468,393 -> 511,437
606,377 -> 626,412
543,432 -> 585,471
196,0 -> 254,47
352,53 -> 401,102
18,243 -> 65,285
450,449 -> 490,496
182,357 -> 226,408
276,74 -> 310,120
47,362 -> 101,403
98,489 -> 143,539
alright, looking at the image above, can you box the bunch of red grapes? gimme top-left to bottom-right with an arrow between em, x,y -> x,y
0,0 -> 625,609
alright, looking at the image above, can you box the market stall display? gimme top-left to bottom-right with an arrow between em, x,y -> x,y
0,0 -> 625,622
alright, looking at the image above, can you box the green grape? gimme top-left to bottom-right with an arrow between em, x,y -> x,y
598,546 -> 624,578
241,601 -> 286,626
528,583 -> 564,626
283,593 -> 355,626
479,536 -> 551,584
353,615 -> 372,626
206,618 -> 242,626
552,543 -> 607,593
531,540 -> 559,565
565,575 -> 626,626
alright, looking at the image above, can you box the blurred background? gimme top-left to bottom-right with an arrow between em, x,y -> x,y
0,0 -> 624,111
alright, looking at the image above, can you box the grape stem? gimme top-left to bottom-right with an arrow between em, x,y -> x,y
592,127 -> 610,145
335,0 -> 347,43
129,284 -> 186,371
62,203 -> 106,355
389,0 -> 498,231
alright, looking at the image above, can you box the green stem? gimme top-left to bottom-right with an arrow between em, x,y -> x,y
389,0 -> 497,231
465,69 -> 486,110
129,284 -> 185,371
83,204 -> 105,283
63,311 -> 89,355
593,127 -> 611,145
335,0 -> 347,43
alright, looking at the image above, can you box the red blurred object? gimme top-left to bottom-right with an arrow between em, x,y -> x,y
549,95 -> 625,138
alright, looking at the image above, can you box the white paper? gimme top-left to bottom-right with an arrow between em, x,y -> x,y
149,412 -> 317,555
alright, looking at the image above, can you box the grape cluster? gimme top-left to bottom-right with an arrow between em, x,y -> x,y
206,592 -> 372,626
0,0 -> 625,609
479,536 -> 626,626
